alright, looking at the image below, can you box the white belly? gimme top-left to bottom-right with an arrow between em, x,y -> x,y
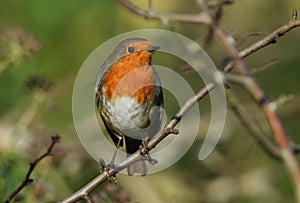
102,96 -> 150,139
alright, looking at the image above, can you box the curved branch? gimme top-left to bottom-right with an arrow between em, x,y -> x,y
5,135 -> 60,203
228,92 -> 281,159
115,0 -> 210,24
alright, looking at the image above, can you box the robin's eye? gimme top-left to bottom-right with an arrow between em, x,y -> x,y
127,47 -> 135,53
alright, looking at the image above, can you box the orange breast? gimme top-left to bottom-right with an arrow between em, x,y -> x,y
102,51 -> 155,104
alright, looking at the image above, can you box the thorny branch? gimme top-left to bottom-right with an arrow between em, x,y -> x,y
5,134 -> 60,203
198,0 -> 300,202
60,3 -> 300,201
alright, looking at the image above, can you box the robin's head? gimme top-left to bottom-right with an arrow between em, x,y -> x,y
98,38 -> 160,102
113,38 -> 160,58
96,38 -> 159,88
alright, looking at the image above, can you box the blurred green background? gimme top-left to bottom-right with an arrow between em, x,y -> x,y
1,0 -> 300,202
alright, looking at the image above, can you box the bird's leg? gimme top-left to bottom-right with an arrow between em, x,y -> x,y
99,158 -> 107,169
139,136 -> 158,165
99,136 -> 122,172
108,136 -> 122,170
140,138 -> 149,156
98,137 -> 122,182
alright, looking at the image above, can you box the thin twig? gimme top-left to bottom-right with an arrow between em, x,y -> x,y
197,0 -> 300,202
115,0 -> 210,25
228,93 -> 281,159
251,59 -> 279,75
5,134 -> 61,203
224,20 -> 300,72
204,0 -> 227,46
208,0 -> 234,8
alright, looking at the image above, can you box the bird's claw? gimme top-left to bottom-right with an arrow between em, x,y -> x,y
99,158 -> 119,171
139,139 -> 150,156
139,140 -> 158,165
142,155 -> 158,165
98,158 -> 118,183
99,158 -> 107,169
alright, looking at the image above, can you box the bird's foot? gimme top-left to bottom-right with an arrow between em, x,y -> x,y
139,140 -> 158,165
99,158 -> 118,183
142,155 -> 158,165
139,139 -> 149,156
99,158 -> 107,169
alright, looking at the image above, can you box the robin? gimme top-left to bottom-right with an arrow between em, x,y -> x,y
95,38 -> 163,175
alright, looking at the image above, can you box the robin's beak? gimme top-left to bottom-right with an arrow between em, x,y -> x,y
147,45 -> 160,52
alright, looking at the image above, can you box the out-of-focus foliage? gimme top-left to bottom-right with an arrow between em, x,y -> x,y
0,0 -> 300,202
